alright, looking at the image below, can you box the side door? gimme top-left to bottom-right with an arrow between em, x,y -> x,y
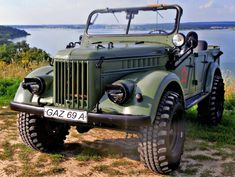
193,52 -> 209,94
174,56 -> 194,99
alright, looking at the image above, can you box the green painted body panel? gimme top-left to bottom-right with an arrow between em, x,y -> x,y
14,66 -> 53,104
99,70 -> 183,122
55,44 -> 167,60
53,44 -> 168,112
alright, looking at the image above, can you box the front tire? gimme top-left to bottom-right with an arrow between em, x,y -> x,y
197,75 -> 225,125
18,112 -> 70,152
138,91 -> 185,174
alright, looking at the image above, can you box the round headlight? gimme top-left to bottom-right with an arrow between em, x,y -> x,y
22,77 -> 45,95
172,33 -> 186,47
105,81 -> 134,105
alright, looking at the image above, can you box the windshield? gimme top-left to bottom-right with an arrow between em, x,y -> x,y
87,7 -> 178,35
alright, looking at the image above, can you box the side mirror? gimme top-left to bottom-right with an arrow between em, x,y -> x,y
186,31 -> 198,49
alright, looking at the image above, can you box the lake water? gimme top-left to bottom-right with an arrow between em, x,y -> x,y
13,28 -> 235,73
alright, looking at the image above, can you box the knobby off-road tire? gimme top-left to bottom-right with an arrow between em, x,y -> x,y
138,91 -> 185,174
18,112 -> 70,152
197,75 -> 225,125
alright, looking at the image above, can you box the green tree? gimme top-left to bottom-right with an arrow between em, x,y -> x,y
0,40 -> 51,65
0,43 -> 16,63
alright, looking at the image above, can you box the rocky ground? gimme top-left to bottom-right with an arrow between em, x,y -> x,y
0,108 -> 234,177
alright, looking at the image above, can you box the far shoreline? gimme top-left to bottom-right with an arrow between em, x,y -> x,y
7,21 -> 235,31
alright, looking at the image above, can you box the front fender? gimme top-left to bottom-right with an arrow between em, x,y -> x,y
13,66 -> 53,104
99,70 -> 184,123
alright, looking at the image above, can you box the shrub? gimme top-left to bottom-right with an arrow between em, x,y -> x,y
223,70 -> 235,110
0,78 -> 21,106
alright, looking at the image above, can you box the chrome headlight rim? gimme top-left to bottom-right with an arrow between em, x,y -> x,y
172,33 -> 186,47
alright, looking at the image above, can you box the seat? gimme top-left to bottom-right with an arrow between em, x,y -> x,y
194,40 -> 208,52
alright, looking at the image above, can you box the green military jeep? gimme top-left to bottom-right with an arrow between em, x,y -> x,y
11,4 -> 225,174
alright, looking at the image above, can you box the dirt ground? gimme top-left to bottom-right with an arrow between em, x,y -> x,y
0,108 -> 234,177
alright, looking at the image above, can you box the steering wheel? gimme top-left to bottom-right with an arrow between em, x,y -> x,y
148,29 -> 167,34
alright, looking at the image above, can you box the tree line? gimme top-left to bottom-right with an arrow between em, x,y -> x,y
0,41 -> 51,67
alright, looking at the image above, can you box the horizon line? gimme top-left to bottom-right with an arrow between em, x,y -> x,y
2,20 -> 235,26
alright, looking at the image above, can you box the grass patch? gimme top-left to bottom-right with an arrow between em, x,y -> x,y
222,162 -> 235,176
111,160 -> 133,167
15,145 -> 66,176
224,98 -> 235,110
179,168 -> 198,176
48,153 -> 65,164
0,78 -> 21,106
186,107 -> 235,146
186,71 -> 235,146
50,167 -> 66,174
35,154 -> 49,168
211,149 -> 233,160
18,145 -> 37,177
187,154 -> 215,161
0,141 -> 14,160
127,169 -> 154,176
93,164 -> 109,172
0,117 -> 17,132
197,146 -> 209,151
200,169 -> 213,177
75,147 -> 103,161
93,164 -> 124,176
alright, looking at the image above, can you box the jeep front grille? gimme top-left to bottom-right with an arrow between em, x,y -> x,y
54,60 -> 88,109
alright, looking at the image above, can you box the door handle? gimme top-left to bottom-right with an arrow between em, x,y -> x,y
186,65 -> 194,68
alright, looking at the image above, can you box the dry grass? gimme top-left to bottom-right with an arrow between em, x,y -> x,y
223,70 -> 235,100
0,61 -> 48,79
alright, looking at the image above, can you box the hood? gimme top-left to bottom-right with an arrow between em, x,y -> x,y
54,43 -> 168,60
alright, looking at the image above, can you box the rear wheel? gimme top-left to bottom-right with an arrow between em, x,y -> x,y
18,112 -> 70,152
138,91 -> 185,174
197,75 -> 225,125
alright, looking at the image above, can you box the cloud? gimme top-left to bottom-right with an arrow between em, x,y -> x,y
200,0 -> 214,9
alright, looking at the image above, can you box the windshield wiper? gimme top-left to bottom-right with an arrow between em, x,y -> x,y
135,41 -> 145,45
157,11 -> 164,19
92,41 -> 102,45
107,8 -> 120,24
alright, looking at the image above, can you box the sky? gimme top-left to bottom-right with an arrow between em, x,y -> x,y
0,0 -> 234,25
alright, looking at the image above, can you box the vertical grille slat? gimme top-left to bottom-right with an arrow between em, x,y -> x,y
60,62 -> 63,105
68,62 -> 70,104
72,61 -> 75,108
64,62 -> 67,106
56,62 -> 60,104
81,61 -> 84,108
54,60 -> 89,109
77,62 -> 79,109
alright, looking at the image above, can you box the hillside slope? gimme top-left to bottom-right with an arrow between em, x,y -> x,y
0,26 -> 29,44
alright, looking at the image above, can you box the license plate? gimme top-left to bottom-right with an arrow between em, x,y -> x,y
44,107 -> 87,123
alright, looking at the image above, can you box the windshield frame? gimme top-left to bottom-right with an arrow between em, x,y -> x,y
85,4 -> 183,37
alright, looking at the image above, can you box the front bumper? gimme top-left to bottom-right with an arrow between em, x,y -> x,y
10,102 -> 150,129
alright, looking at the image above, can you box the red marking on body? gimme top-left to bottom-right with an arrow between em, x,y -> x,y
181,66 -> 188,84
